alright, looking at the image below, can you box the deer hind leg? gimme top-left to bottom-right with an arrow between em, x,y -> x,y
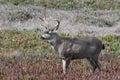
92,57 -> 101,71
87,57 -> 97,73
62,59 -> 70,74
96,60 -> 101,71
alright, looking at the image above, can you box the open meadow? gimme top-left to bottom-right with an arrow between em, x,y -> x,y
0,30 -> 119,80
0,0 -> 120,80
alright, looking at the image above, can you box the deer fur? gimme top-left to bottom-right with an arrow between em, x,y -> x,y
40,17 -> 105,74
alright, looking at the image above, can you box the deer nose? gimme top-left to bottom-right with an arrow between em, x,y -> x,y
40,36 -> 45,40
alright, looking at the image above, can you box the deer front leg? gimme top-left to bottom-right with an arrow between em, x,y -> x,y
62,59 -> 70,74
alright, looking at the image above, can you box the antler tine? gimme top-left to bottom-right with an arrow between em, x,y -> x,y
50,20 -> 60,31
39,17 -> 49,30
43,17 -> 48,25
53,20 -> 60,31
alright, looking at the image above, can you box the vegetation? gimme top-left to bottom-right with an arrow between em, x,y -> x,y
0,29 -> 53,58
36,0 -> 120,10
0,53 -> 119,80
102,36 -> 120,54
0,29 -> 120,54
0,0 -> 119,79
8,11 -> 32,22
0,0 -> 120,10
0,29 -> 119,80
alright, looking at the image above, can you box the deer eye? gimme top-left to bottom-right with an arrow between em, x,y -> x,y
44,31 -> 49,34
49,31 -> 52,33
45,31 -> 52,34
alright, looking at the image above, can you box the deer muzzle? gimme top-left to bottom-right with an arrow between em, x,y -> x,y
40,36 -> 45,40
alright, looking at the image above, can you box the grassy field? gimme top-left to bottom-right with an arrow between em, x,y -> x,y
0,0 -> 120,79
0,30 -> 120,80
0,0 -> 120,10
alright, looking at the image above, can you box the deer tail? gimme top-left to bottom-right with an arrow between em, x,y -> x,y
102,44 -> 105,49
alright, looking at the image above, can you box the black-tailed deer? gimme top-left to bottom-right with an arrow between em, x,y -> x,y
40,17 -> 105,74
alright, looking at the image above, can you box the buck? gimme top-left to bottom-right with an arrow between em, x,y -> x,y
40,17 -> 105,74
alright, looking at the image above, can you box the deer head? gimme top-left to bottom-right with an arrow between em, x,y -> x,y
40,17 -> 60,41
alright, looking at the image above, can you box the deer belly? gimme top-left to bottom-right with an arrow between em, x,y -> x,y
71,53 -> 85,59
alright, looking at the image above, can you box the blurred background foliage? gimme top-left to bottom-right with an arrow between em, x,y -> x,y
0,0 -> 120,10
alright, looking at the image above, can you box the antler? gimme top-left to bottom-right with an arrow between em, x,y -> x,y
51,20 -> 60,31
55,20 -> 60,30
40,15 -> 60,31
39,17 -> 49,30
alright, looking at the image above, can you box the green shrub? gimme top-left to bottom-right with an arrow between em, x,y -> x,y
1,0 -> 120,10
101,35 -> 120,54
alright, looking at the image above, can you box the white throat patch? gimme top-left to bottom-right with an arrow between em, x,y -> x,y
42,34 -> 50,38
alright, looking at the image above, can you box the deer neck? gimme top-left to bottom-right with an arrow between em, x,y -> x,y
48,35 -> 62,50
